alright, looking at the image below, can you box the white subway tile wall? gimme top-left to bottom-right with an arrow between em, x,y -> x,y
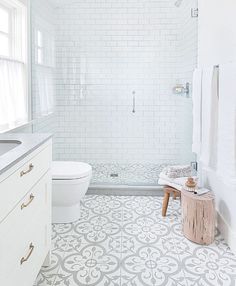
31,0 -> 198,185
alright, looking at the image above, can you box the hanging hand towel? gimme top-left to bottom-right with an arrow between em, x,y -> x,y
192,68 -> 203,156
200,67 -> 219,167
217,62 -> 236,184
208,67 -> 219,170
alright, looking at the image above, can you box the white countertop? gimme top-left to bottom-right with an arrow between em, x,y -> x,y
0,133 -> 52,175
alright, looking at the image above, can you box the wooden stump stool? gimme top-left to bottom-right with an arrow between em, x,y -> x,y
162,186 -> 181,217
181,189 -> 215,245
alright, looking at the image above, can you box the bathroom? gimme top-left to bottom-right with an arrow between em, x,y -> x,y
0,0 -> 236,285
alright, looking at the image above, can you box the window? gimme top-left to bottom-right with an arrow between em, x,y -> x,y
0,0 -> 28,132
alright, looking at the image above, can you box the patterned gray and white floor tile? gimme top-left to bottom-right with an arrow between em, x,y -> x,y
34,195 -> 236,286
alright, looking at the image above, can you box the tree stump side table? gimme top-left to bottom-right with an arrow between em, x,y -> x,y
181,189 -> 215,245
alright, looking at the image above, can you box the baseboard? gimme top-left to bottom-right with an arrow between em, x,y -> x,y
88,184 -> 163,196
216,211 -> 236,255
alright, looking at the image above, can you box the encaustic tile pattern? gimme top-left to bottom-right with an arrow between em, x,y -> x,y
35,195 -> 236,286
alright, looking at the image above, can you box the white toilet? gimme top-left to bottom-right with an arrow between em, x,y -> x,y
52,161 -> 92,223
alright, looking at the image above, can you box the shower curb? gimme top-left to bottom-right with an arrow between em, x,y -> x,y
88,184 -> 163,196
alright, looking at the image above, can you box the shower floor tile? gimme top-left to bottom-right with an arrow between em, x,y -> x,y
34,195 -> 236,286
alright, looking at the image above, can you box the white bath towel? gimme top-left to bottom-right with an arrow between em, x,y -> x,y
158,178 -> 183,191
159,173 -> 188,185
217,62 -> 236,183
200,66 -> 219,167
192,68 -> 203,156
158,172 -> 198,191
209,67 -> 219,170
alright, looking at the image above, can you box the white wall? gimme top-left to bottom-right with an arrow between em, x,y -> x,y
198,0 -> 236,67
198,0 -> 236,252
53,0 -> 197,185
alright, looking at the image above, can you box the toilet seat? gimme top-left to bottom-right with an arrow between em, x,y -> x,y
52,161 -> 92,180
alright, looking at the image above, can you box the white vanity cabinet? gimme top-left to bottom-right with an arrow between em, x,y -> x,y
0,139 -> 52,286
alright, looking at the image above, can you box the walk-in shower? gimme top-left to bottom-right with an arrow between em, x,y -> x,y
31,0 -> 198,188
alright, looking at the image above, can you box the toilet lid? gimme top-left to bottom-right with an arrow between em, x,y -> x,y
52,161 -> 92,180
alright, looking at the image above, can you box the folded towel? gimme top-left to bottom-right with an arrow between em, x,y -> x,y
192,68 -> 203,156
158,178 -> 183,191
159,172 -> 196,186
162,165 -> 192,179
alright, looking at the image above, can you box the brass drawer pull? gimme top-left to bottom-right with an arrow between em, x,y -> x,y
21,194 -> 35,210
20,163 -> 34,177
20,243 -> 34,265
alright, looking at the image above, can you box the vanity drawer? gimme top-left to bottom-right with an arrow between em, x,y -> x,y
0,172 -> 51,286
0,143 -> 52,222
0,216 -> 49,286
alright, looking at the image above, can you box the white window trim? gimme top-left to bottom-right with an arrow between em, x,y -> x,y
27,0 -> 31,126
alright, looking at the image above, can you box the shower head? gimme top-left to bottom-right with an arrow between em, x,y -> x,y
174,0 -> 183,7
